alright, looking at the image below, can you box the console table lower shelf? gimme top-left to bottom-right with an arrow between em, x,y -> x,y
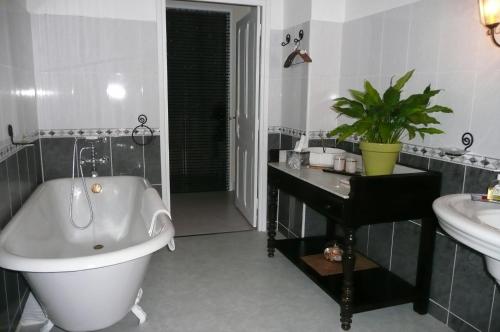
275,237 -> 417,314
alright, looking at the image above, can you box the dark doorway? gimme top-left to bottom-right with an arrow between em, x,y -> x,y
166,8 -> 230,193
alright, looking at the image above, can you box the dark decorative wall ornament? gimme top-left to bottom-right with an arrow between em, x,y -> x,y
293,29 -> 304,44
281,33 -> 291,46
441,132 -> 475,158
462,132 -> 474,151
282,29 -> 312,68
132,114 -> 154,146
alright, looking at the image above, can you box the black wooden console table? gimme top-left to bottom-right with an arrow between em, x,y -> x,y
267,162 -> 441,330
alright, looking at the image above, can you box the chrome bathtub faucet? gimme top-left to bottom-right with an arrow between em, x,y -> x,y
79,142 -> 109,177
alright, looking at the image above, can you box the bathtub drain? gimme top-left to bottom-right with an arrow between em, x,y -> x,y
94,244 -> 104,250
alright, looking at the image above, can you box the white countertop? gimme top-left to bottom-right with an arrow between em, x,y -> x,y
268,162 -> 424,199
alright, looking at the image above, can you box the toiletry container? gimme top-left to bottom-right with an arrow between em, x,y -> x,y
487,173 -> 500,201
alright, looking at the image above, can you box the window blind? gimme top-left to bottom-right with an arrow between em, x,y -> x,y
166,9 -> 230,193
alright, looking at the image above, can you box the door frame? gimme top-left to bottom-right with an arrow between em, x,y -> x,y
156,0 -> 270,231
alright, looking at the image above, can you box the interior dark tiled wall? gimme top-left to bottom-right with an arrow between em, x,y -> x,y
0,144 -> 40,331
40,135 -> 162,186
268,134 -> 500,332
268,133 -> 304,238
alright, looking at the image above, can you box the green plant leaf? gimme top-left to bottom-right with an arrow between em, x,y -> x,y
332,98 -> 366,118
383,86 -> 400,106
349,89 -> 365,103
417,127 -> 444,134
393,69 -> 415,91
399,107 -> 423,118
328,70 -> 452,144
425,105 -> 453,113
408,112 -> 440,125
328,124 -> 358,142
404,125 -> 417,140
363,80 -> 382,106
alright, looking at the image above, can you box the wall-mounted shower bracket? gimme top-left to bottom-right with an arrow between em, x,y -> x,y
7,124 -> 32,146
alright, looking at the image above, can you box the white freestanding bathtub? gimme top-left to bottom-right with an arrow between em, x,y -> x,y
0,176 -> 175,331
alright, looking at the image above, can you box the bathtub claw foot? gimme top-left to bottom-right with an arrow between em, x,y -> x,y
131,288 -> 146,324
132,304 -> 147,324
40,319 -> 54,332
168,239 -> 175,251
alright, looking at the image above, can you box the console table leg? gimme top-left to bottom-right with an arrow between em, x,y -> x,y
341,228 -> 355,330
414,216 -> 437,313
267,184 -> 278,257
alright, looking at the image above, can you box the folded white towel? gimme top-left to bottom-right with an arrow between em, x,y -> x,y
141,188 -> 172,237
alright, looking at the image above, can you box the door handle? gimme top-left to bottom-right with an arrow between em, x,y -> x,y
228,116 -> 236,121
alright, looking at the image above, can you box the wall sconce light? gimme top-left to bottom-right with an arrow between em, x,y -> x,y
479,0 -> 500,46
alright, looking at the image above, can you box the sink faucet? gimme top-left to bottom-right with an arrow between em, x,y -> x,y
79,142 -> 109,177
319,130 -> 326,153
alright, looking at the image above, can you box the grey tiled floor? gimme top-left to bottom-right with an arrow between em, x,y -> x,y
23,232 -> 452,332
171,191 -> 254,236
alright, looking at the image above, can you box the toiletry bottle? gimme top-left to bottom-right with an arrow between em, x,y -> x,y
487,173 -> 500,201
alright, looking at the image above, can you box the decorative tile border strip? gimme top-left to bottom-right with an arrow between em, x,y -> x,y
39,128 -> 161,138
268,126 -> 306,137
401,142 -> 500,171
269,126 -> 500,171
344,137 -> 500,171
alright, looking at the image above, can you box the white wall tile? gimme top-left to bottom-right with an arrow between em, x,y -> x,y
406,0 -> 441,73
470,70 -> 500,158
308,21 -> 342,78
267,78 -> 282,127
270,30 -> 284,79
281,77 -> 308,131
307,77 -> 339,132
0,2 -> 38,144
339,19 -> 360,78
357,13 -> 383,78
380,5 -> 412,77
431,71 -> 475,149
32,13 -> 159,130
436,0 -> 482,73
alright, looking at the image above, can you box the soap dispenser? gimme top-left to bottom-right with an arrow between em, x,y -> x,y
487,171 -> 500,202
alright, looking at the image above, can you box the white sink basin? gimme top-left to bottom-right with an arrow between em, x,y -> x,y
433,194 -> 500,284
305,147 -> 345,167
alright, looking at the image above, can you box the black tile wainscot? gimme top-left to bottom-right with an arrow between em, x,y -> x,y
267,161 -> 442,330
0,143 -> 41,331
267,132 -> 304,238
40,135 -> 162,187
267,134 -> 500,332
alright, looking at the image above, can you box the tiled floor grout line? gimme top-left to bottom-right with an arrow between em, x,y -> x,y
38,138 -> 45,182
109,137 -> 114,176
300,203 -> 306,238
366,225 -> 371,255
487,284 -> 496,332
448,311 -> 482,332
461,166 -> 467,194
5,158 -> 13,217
15,153 -> 21,204
429,298 -> 448,310
10,287 -> 30,332
446,244 -> 458,325
23,149 -> 30,197
142,136 -> 146,179
31,146 -> 37,185
388,222 -> 395,271
2,271 -> 9,328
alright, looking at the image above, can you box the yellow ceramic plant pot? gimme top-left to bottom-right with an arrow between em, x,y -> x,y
359,142 -> 402,176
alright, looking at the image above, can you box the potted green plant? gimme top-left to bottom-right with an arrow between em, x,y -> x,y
328,70 -> 452,175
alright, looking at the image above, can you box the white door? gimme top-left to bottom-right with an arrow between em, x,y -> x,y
235,8 -> 260,227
